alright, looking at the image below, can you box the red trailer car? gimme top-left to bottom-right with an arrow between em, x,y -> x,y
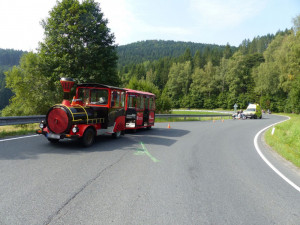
125,89 -> 155,131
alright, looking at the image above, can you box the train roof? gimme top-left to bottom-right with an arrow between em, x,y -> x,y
124,88 -> 155,97
77,83 -> 126,91
76,84 -> 155,97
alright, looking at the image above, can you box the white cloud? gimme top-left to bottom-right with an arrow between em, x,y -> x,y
189,0 -> 269,29
99,0 -> 191,45
99,0 -> 137,45
0,0 -> 56,51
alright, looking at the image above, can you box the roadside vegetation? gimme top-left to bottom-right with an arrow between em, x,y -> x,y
0,124 -> 37,138
155,110 -> 231,122
265,114 -> 300,168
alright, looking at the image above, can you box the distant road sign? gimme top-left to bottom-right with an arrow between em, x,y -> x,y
234,103 -> 238,112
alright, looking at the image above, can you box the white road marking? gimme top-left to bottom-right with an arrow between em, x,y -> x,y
0,134 -> 39,142
254,116 -> 300,193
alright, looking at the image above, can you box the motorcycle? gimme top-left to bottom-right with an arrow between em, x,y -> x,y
232,112 -> 246,120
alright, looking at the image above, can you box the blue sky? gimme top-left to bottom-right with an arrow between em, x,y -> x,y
0,0 -> 299,51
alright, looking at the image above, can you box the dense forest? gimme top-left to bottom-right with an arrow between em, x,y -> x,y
0,9 -> 299,115
0,49 -> 25,110
117,40 -> 237,67
117,28 -> 299,113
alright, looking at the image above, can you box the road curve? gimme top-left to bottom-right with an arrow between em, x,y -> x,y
0,114 -> 299,225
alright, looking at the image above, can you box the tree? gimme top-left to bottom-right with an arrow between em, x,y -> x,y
2,53 -> 56,116
293,14 -> 300,33
189,61 -> 217,109
39,0 -> 119,85
253,23 -> 300,113
223,43 -> 232,59
226,51 -> 257,108
2,0 -> 118,116
180,48 -> 192,63
165,61 -> 192,107
0,66 -> 13,111
193,50 -> 202,68
126,77 -> 171,112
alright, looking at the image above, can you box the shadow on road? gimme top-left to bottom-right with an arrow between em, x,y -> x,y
0,127 -> 190,160
130,127 -> 190,138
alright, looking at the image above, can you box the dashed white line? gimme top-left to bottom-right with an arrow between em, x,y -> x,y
254,116 -> 300,193
0,134 -> 39,142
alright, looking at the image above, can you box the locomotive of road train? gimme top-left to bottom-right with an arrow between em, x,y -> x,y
36,78 -> 155,147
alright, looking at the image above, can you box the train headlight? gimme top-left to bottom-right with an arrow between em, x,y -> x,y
72,125 -> 79,134
39,121 -> 46,129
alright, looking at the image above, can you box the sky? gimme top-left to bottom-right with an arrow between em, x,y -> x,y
0,0 -> 299,51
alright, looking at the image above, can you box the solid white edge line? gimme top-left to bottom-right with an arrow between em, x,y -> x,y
254,116 -> 300,193
0,134 -> 39,142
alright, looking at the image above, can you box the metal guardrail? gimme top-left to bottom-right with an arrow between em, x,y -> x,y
0,115 -> 46,126
0,114 -> 232,126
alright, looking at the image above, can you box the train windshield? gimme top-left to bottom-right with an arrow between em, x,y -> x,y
78,88 -> 108,105
127,95 -> 137,108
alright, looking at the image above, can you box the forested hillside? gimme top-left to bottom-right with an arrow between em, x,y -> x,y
118,28 -> 299,113
0,49 -> 25,110
0,20 -> 298,115
117,40 -> 237,67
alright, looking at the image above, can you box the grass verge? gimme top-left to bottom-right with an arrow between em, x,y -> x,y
265,114 -> 300,168
0,124 -> 38,138
156,110 -> 231,122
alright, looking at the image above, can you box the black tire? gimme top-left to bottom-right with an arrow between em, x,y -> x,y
147,126 -> 152,130
82,127 -> 95,147
48,138 -> 59,144
112,130 -> 121,139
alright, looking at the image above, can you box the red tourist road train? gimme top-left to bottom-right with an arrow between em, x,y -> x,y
36,78 -> 155,147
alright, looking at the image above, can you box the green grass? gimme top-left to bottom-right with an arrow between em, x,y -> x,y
156,110 -> 231,122
171,110 -> 227,115
0,124 -> 38,138
265,114 -> 300,168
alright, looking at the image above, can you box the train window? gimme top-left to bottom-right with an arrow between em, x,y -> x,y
149,98 -> 152,109
152,98 -> 155,110
136,96 -> 140,109
111,91 -> 117,107
141,96 -> 145,109
111,90 -> 122,108
78,88 -> 90,104
149,98 -> 155,110
90,89 -> 108,105
137,96 -> 144,110
145,97 -> 149,110
116,91 -> 120,107
121,92 -> 125,107
127,95 -> 136,108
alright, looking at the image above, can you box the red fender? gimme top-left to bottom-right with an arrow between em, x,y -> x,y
70,124 -> 97,137
113,116 -> 126,133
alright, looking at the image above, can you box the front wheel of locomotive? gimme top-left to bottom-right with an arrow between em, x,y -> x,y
81,127 -> 95,147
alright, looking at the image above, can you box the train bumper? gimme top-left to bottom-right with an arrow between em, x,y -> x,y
36,129 -> 79,140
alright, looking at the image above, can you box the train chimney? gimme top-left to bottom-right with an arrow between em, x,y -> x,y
60,77 -> 75,106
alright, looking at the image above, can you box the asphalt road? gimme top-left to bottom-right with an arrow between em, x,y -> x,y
0,114 -> 299,225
